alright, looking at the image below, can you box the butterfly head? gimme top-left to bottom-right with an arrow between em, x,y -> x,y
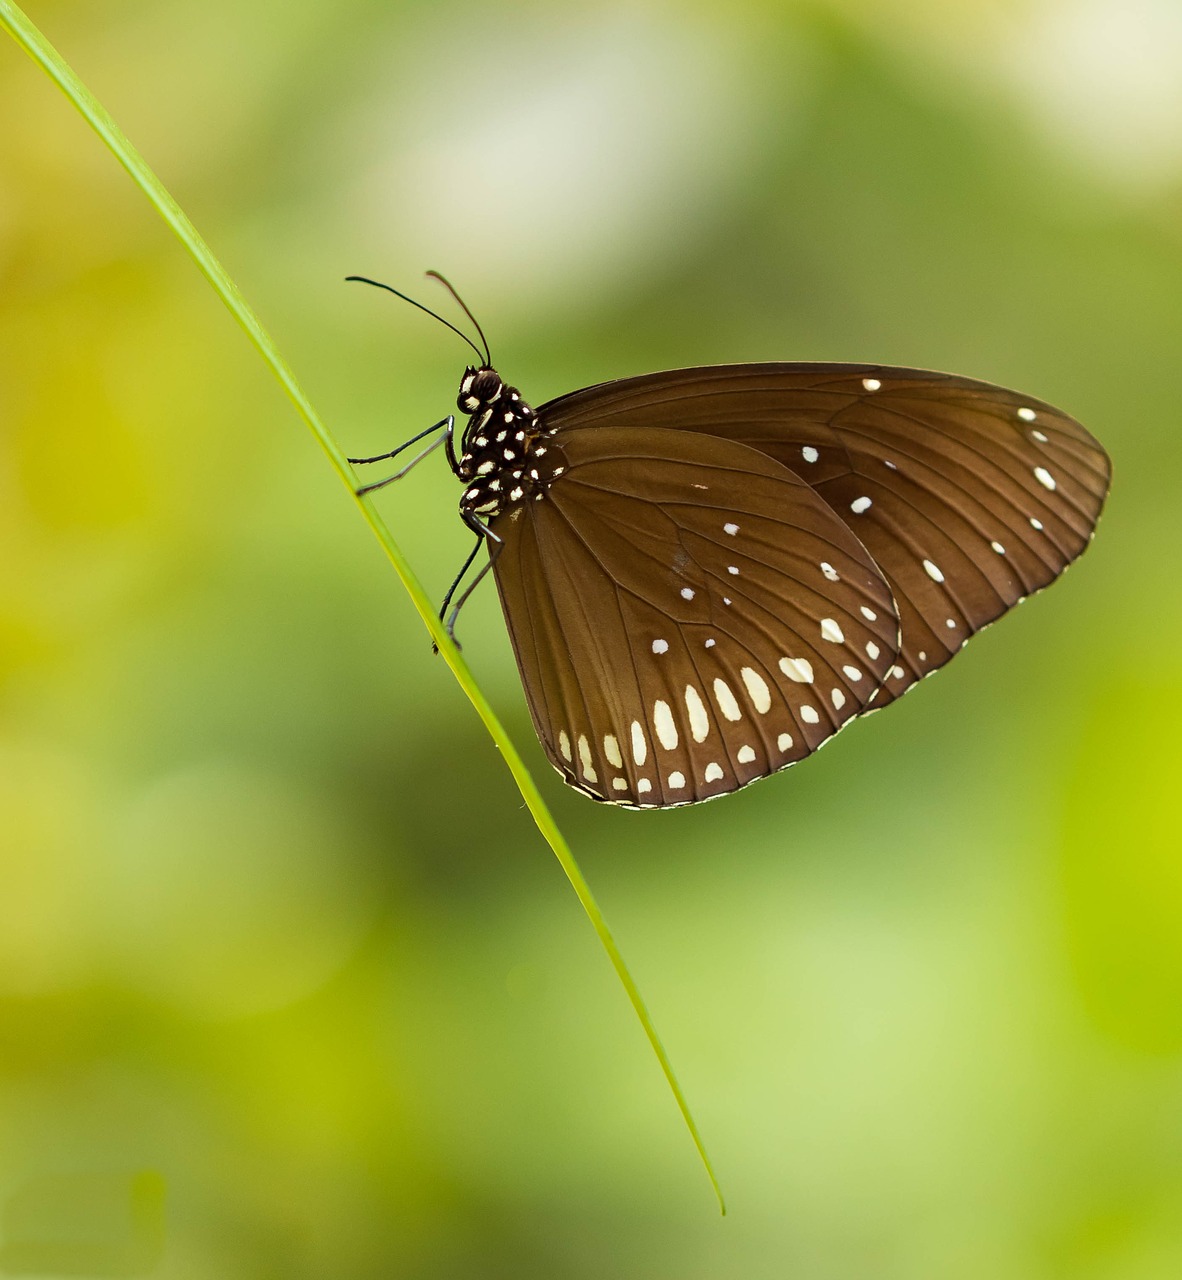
456,367 -> 539,452
457,366 -> 506,414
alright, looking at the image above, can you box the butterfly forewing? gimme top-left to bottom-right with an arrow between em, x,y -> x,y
541,363 -> 1111,709
490,427 -> 901,807
807,377 -> 1110,701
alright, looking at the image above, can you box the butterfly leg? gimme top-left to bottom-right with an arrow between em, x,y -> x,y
436,534 -> 484,643
434,513 -> 502,649
349,416 -> 454,495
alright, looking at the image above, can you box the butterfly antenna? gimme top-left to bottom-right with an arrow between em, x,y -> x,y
425,270 -> 492,368
345,275 -> 487,366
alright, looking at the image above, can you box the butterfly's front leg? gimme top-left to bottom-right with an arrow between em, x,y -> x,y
349,416 -> 454,496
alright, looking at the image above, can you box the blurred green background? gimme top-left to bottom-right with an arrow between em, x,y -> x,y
1,0 -> 1179,1275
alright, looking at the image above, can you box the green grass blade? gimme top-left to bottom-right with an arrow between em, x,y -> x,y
0,0 -> 724,1214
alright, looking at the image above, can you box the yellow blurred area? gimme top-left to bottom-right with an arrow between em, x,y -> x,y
2,0 -> 1180,1275
1064,683 -> 1182,1054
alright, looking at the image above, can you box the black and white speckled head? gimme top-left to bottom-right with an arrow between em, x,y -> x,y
455,366 -> 566,521
456,366 -> 505,416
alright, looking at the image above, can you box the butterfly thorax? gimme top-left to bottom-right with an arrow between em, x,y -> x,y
455,366 -> 566,519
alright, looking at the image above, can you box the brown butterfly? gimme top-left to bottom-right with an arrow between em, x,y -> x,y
350,275 -> 1111,809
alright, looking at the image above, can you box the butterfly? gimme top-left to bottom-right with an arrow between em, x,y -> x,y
349,275 -> 1111,810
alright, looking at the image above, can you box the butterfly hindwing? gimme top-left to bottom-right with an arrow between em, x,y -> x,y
489,426 -> 901,807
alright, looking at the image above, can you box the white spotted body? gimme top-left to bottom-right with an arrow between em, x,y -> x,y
456,366 -> 567,520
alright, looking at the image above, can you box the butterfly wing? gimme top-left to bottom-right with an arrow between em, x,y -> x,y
489,426 -> 901,807
541,364 -> 1111,706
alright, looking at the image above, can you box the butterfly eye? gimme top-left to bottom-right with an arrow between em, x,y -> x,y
474,369 -> 503,398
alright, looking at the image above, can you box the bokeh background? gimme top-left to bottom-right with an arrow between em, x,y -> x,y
1,0 -> 1179,1275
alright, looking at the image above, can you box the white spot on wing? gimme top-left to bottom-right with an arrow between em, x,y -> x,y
800,705 -> 820,725
860,606 -> 877,622
820,562 -> 840,582
651,638 -> 669,655
737,745 -> 757,764
1018,407 -> 1036,421
1030,517 -> 1044,530
779,657 -> 814,683
1034,466 -> 1056,490
820,618 -> 845,644
612,777 -> 628,792
637,778 -> 652,794
704,762 -> 724,783
727,565 -> 740,575
578,734 -> 597,783
850,496 -> 872,514
801,446 -> 819,464
865,641 -> 880,660
685,685 -> 710,742
631,720 -> 647,766
603,734 -> 623,769
653,701 -> 679,751
704,638 -> 716,649
559,730 -> 572,762
740,667 -> 771,713
842,665 -> 863,682
723,522 -> 740,536
680,587 -> 695,600
777,732 -> 793,752
862,377 -> 881,391
923,559 -> 945,582
1032,429 -> 1048,442
832,688 -> 846,711
991,541 -> 1006,555
668,771 -> 686,789
713,678 -> 742,721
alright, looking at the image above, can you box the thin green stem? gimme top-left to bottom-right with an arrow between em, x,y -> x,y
0,0 -> 724,1213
